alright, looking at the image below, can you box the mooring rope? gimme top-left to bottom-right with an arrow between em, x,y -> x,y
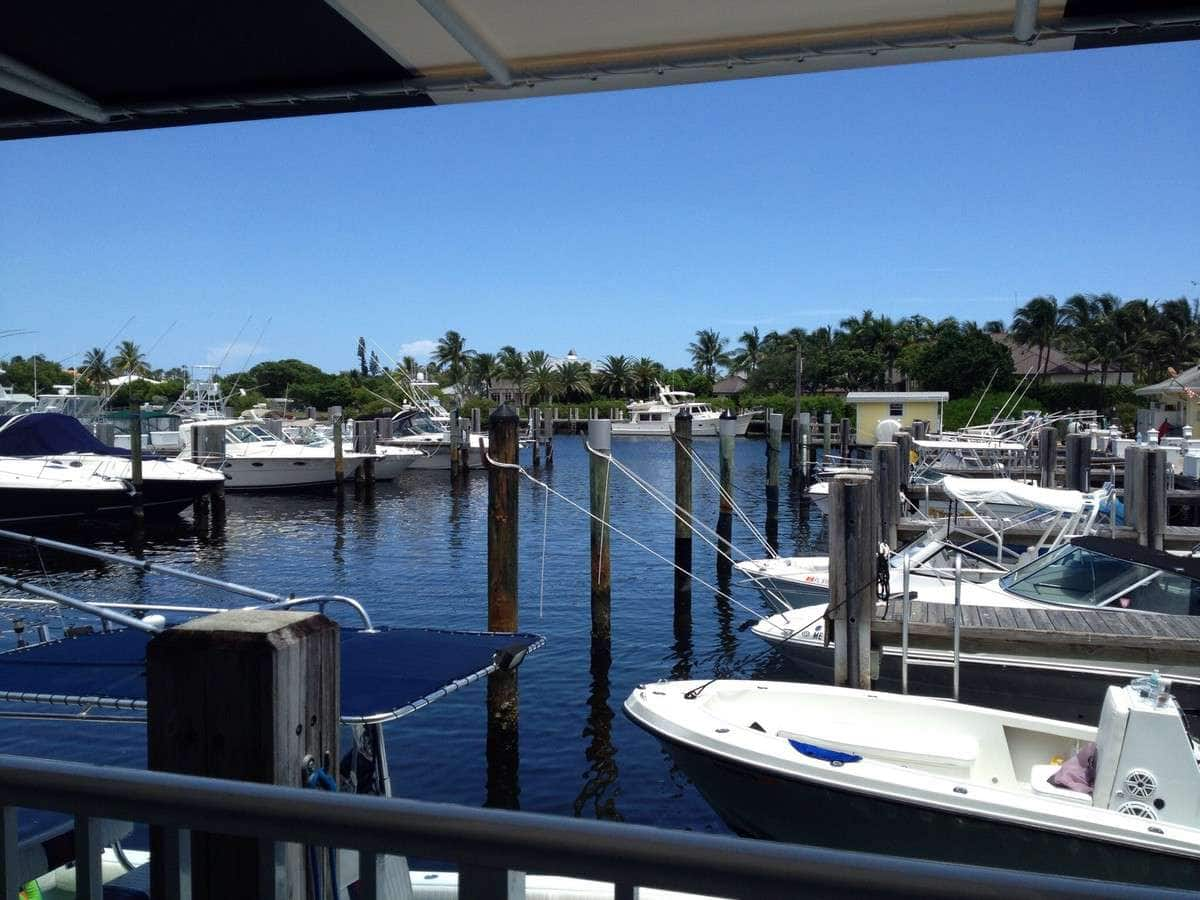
484,452 -> 797,637
674,436 -> 778,558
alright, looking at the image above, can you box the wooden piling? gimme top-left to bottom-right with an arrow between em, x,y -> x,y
796,412 -> 811,479
1038,427 -> 1057,488
828,474 -> 878,690
354,419 -> 376,484
375,416 -> 393,442
330,406 -> 345,494
716,413 -> 737,581
129,399 -> 144,523
449,409 -> 462,474
531,408 -> 542,467
911,419 -> 927,442
472,407 -> 482,434
459,423 -> 471,475
873,442 -> 900,550
1065,432 -> 1091,492
147,609 -> 340,900
840,416 -> 851,459
1139,446 -> 1168,550
95,421 -> 116,446
589,419 -> 613,641
674,410 -> 693,617
1124,444 -> 1139,531
488,404 -> 519,629
895,431 -> 912,492
543,405 -> 555,467
766,412 -> 782,503
788,416 -> 800,475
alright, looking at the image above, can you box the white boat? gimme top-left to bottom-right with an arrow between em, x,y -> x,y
382,408 -> 488,470
178,419 -> 371,490
283,422 -> 422,481
611,399 -> 675,436
750,535 -> 1200,720
657,384 -> 753,437
740,478 -> 1111,611
624,676 -> 1200,889
0,413 -> 224,523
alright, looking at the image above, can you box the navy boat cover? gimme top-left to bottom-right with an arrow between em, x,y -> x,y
0,626 -> 544,723
0,413 -> 132,457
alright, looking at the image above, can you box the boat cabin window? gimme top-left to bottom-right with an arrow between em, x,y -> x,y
1000,545 -> 1200,615
395,414 -> 440,436
638,413 -> 663,422
889,402 -> 904,417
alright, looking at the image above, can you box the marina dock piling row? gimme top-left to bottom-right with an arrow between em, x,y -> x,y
674,411 -> 693,617
829,474 -> 879,691
589,419 -> 613,641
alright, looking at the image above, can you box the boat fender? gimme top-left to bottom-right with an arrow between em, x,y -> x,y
494,643 -> 529,671
788,739 -> 862,766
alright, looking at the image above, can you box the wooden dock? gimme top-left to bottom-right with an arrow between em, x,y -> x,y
871,599 -> 1200,667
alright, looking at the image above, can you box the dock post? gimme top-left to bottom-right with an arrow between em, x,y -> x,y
895,431 -> 912,492
1140,446 -> 1167,550
375,416 -> 393,443
459,422 -> 471,475
717,412 -> 736,581
129,399 -> 144,524
797,412 -> 811,480
911,419 -> 927,442
330,406 -> 345,496
543,405 -> 555,467
531,408 -> 542,468
788,415 -> 800,476
821,410 -> 832,458
840,416 -> 851,460
1038,427 -> 1057,488
147,609 -> 340,900
1065,433 -> 1091,492
449,409 -> 462,476
766,412 -> 782,550
95,421 -> 116,446
589,419 -> 613,641
354,419 -> 376,485
674,410 -> 693,619
472,407 -> 482,434
873,442 -> 900,550
828,474 -> 878,690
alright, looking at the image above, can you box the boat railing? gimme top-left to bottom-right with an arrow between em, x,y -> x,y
898,551 -> 963,700
0,751 -> 1163,899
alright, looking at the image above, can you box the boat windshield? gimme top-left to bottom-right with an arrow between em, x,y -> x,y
226,423 -> 276,444
1000,544 -> 1200,614
396,414 -> 441,436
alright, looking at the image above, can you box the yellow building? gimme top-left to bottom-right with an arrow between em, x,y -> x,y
846,391 -> 948,446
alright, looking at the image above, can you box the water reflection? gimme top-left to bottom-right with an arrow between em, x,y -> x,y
573,638 -> 621,821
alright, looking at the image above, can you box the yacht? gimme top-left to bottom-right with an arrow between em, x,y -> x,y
0,412 -> 224,523
611,399 -> 675,436
381,408 -> 487,470
625,676 -> 1200,889
178,419 -> 371,490
658,384 -> 753,437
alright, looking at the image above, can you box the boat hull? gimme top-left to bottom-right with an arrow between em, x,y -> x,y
654,732 -> 1200,890
217,456 -> 364,490
0,480 -> 207,524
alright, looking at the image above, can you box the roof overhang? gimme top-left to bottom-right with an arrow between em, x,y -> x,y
2,2 -> 1198,141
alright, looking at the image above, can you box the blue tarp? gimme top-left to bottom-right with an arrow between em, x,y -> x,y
0,625 -> 544,722
0,413 -> 131,457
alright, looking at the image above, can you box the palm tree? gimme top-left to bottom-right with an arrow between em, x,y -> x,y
1010,296 -> 1059,380
470,352 -> 498,397
687,329 -> 729,379
525,349 -> 550,370
983,320 -> 1005,334
522,363 -> 560,405
734,327 -> 763,373
631,357 -> 662,398
1058,294 -> 1100,383
557,360 -> 593,401
400,355 -> 417,376
433,330 -> 472,387
594,355 -> 634,397
81,347 -> 111,384
112,340 -> 148,377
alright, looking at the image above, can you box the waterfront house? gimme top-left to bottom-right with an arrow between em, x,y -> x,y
846,390 -> 948,446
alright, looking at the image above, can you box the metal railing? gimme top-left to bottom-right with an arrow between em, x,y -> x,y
0,753 -> 1183,899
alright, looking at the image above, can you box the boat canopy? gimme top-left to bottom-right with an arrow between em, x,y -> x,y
0,626 -> 544,724
941,476 -> 1090,514
0,413 -> 132,458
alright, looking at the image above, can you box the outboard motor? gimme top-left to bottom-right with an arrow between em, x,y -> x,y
1092,675 -> 1200,826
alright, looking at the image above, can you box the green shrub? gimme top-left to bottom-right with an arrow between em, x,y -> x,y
942,391 -> 1045,431
1026,382 -> 1135,413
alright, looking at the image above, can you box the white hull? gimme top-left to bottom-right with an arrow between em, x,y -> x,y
689,412 -> 754,437
218,455 -> 365,490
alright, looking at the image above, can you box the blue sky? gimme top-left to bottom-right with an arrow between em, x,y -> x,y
2,40 -> 1197,373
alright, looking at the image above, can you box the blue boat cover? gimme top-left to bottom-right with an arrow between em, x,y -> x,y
0,413 -> 132,457
0,626 -> 544,723
788,739 -> 862,765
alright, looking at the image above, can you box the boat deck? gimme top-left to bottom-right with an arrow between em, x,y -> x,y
872,600 -> 1200,667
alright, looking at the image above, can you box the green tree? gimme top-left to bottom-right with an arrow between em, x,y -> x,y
630,357 -> 663,398
80,347 -> 111,385
112,340 -> 148,377
557,360 -> 593,401
356,336 -> 368,376
733,327 -> 763,373
434,330 -> 473,387
522,363 -> 560,404
687,329 -> 729,379
1010,296 -> 1059,380
595,355 -> 634,397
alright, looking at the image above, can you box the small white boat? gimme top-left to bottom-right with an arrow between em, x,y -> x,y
382,409 -> 488,470
625,676 -> 1200,889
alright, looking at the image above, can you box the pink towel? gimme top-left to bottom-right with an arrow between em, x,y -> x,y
1049,742 -> 1096,794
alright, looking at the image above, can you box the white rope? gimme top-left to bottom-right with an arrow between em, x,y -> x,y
484,452 -> 796,637
678,437 -> 777,558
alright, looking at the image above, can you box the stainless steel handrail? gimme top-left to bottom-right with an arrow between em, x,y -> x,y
0,753 -> 1179,899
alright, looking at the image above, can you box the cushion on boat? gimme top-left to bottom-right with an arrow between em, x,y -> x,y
778,725 -> 976,770
1030,763 -> 1092,804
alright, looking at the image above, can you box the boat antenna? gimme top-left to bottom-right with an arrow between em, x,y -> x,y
962,368 -> 998,430
223,317 -> 271,399
144,319 -> 177,358
214,315 -> 253,373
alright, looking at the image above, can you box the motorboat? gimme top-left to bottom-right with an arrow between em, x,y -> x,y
625,676 -> 1200,889
740,477 -> 1112,612
612,399 -> 675,436
0,413 -> 224,524
282,421 -> 422,481
178,419 -> 371,490
382,408 -> 487,470
657,384 -> 753,437
751,535 -> 1200,720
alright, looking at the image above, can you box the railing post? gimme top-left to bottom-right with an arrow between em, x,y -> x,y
589,419 -> 613,641
674,410 -> 693,618
828,474 -> 877,690
147,609 -> 340,900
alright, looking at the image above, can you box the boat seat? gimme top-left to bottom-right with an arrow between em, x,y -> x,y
778,724 -> 977,771
1029,763 -> 1092,804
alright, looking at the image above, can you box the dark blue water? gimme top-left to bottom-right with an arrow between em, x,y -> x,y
0,437 -> 825,834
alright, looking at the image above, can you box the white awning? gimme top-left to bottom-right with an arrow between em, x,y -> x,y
941,476 -> 1087,514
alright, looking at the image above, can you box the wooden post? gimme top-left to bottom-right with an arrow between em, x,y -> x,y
129,399 -> 144,523
354,419 -> 376,484
822,411 -> 832,457
674,410 -> 693,618
449,409 -> 462,475
192,423 -> 226,521
873,442 -> 900,550
589,419 -> 613,641
261,418 -> 284,440
488,404 -> 519,629
1065,433 -> 1089,492
797,412 -> 811,479
330,406 -> 345,495
788,416 -> 800,475
717,413 -> 736,581
895,431 -> 912,492
147,610 -> 339,900
543,405 -> 554,467
912,419 -> 927,442
1125,444 -> 1141,533
95,421 -> 116,446
766,411 -> 783,552
531,408 -> 542,467
459,423 -> 471,475
472,407 -> 482,434
828,475 -> 878,690
840,416 -> 851,459
1142,446 -> 1167,550
375,416 -> 393,442
1039,427 -> 1057,488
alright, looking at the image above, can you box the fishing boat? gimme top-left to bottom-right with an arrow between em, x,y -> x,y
739,477 -> 1112,612
178,418 -> 372,489
625,675 -> 1200,889
751,535 -> 1200,721
0,413 -> 224,524
382,408 -> 487,469
282,421 -> 422,480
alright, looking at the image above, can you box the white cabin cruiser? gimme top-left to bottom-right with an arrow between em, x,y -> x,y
382,408 -> 487,469
625,676 -> 1200,889
657,384 -> 753,437
752,536 -> 1200,721
283,422 -> 422,481
178,419 -> 370,490
612,399 -> 675,436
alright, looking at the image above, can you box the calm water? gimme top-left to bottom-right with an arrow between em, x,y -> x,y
0,436 -> 826,834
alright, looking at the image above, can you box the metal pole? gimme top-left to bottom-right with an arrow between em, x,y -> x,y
953,553 -> 962,702
901,554 -> 911,695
